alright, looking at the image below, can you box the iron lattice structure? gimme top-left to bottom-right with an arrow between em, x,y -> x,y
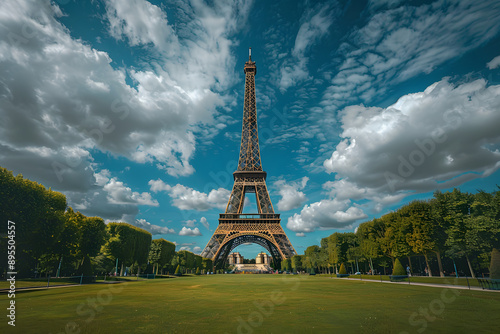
201,50 -> 296,267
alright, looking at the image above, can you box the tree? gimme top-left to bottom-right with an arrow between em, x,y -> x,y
195,255 -> 203,272
380,212 -> 412,266
327,232 -> 351,273
291,255 -> 303,272
148,239 -> 175,275
103,223 -> 152,276
402,200 -> 436,276
436,189 -> 478,277
281,259 -> 289,272
148,240 -> 162,274
490,248 -> 500,279
356,220 -> 382,274
178,250 -> 196,273
202,258 -> 213,273
470,189 -> 500,277
305,245 -> 320,273
345,233 -> 361,273
78,255 -> 94,283
339,263 -> 347,275
433,189 -> 472,277
392,258 -> 406,276
0,168 -> 67,276
133,227 -> 152,276
76,216 -> 107,272
52,207 -> 82,276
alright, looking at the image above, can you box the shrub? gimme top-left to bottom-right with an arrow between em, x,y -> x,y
392,259 -> 406,276
78,255 -> 94,283
339,263 -> 347,275
490,248 -> 500,279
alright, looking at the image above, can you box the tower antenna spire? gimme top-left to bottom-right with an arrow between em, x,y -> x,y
249,47 -> 252,60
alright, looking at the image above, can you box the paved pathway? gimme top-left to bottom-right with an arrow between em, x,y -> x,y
329,276 -> 499,292
0,281 -> 123,294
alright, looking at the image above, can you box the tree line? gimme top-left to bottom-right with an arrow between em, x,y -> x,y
3,166 -> 499,278
0,167 -> 213,278
283,188 -> 500,278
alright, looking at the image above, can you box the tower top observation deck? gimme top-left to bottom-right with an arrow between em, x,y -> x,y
244,48 -> 256,75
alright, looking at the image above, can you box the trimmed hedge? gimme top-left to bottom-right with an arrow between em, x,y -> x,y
392,259 -> 406,276
490,248 -> 500,279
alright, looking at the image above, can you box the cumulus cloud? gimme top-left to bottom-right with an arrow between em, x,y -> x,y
104,178 -> 158,206
149,179 -> 230,211
200,217 -> 210,230
193,246 -> 202,254
487,55 -> 500,69
179,227 -> 202,236
323,78 -> 500,206
58,169 -> 158,223
275,177 -> 309,211
0,0 -> 253,207
287,198 -> 367,233
133,219 -> 175,235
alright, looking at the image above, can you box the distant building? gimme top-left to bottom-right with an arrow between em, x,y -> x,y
255,252 -> 271,265
228,252 -> 244,265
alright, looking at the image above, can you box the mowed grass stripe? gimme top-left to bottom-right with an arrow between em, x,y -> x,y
6,275 -> 500,333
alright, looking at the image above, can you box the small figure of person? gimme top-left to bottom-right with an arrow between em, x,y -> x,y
406,265 -> 411,276
424,267 -> 428,276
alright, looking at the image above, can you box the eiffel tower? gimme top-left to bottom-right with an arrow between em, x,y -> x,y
201,49 -> 296,268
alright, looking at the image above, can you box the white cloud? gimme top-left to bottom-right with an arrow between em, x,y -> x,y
104,0 -> 252,92
323,179 -> 407,210
200,217 -> 210,230
184,219 -> 197,228
105,0 -> 178,54
61,169 -> 158,224
296,232 -> 306,237
133,219 -> 175,235
149,179 -> 230,211
193,246 -> 202,254
179,227 -> 202,236
487,55 -> 500,69
322,0 -> 500,108
323,78 -> 500,208
275,177 -> 309,211
287,198 -> 367,233
104,178 -> 158,206
0,0 -> 254,203
278,4 -> 334,92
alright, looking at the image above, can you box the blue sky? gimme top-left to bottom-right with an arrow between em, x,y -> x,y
1,0 -> 500,258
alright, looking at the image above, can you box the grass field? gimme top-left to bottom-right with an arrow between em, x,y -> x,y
3,274 -> 499,333
317,274 -> 482,287
0,276 -> 150,290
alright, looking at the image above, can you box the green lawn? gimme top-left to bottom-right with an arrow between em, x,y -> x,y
317,274 -> 482,287
3,275 -> 499,333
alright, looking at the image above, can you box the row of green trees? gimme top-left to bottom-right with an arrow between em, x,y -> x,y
171,250 -> 214,275
0,167 -> 213,278
288,188 -> 500,278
